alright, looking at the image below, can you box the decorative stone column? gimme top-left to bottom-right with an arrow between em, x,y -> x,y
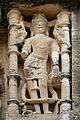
7,9 -> 23,118
57,11 -> 71,113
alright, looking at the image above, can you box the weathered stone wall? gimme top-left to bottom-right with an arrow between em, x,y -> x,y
0,36 -> 8,120
72,8 -> 80,108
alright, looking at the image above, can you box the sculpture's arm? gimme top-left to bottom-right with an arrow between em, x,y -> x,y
51,40 -> 60,77
21,38 -> 31,60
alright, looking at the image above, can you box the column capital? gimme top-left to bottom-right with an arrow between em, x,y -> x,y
7,9 -> 22,26
7,9 -> 27,45
7,74 -> 21,81
7,98 -> 19,105
57,11 -> 71,27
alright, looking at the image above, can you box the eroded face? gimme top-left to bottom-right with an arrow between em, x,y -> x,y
8,10 -> 22,25
31,14 -> 48,35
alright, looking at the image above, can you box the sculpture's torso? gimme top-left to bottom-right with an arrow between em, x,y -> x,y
31,34 -> 53,59
24,34 -> 53,78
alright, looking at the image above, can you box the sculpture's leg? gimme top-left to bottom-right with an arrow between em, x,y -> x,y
48,85 -> 58,115
54,102 -> 59,115
27,80 -> 41,113
38,78 -> 50,113
48,85 -> 58,99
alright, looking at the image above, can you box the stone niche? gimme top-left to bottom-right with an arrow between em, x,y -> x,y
0,2 -> 73,120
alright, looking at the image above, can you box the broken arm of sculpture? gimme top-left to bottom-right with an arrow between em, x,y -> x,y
21,38 -> 31,59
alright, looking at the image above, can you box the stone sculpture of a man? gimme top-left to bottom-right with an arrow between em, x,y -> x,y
22,14 -> 60,113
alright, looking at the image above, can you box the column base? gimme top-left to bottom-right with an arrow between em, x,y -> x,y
58,100 -> 71,113
7,99 -> 19,118
8,103 -> 19,118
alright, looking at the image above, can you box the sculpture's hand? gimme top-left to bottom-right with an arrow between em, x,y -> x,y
21,51 -> 28,60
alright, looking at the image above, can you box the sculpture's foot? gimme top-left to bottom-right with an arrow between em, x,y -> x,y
26,110 -> 33,114
22,110 -> 33,115
52,95 -> 58,100
44,111 -> 52,114
33,111 -> 41,114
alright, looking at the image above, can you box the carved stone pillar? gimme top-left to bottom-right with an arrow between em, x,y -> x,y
57,11 -> 71,113
7,9 -> 22,117
8,46 -> 18,99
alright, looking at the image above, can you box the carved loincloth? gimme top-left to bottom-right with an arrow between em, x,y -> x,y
24,54 -> 48,79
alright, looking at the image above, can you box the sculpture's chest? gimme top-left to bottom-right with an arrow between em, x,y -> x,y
31,37 -> 52,50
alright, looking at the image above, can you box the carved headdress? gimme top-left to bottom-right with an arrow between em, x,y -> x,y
32,13 -> 47,24
31,13 -> 49,36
